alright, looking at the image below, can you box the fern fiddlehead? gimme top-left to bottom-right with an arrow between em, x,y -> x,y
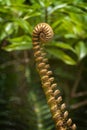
32,23 -> 76,130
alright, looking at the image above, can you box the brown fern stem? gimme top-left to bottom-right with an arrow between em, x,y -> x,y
32,23 -> 76,130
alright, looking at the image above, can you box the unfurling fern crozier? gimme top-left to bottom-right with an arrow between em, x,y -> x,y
32,23 -> 76,130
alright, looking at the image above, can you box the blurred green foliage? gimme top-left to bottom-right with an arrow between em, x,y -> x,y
0,0 -> 87,130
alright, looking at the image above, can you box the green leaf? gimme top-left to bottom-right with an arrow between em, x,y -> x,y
0,0 -> 11,6
14,19 -> 32,34
65,5 -> 85,14
52,20 -> 62,29
75,41 -> 87,61
11,0 -> 25,4
1,0 -> 25,5
23,12 -> 41,20
0,23 -> 15,41
49,3 -> 67,14
3,35 -> 32,51
47,47 -> 76,65
47,42 -> 75,52
38,0 -> 53,7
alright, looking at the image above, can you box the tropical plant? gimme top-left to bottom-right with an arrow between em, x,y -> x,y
0,0 -> 87,130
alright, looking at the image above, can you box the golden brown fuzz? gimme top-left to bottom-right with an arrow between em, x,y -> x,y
32,23 -> 76,130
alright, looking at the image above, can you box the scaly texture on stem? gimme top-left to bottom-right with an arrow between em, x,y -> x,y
32,23 -> 76,130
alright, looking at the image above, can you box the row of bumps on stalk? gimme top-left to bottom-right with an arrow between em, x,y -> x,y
32,23 -> 76,130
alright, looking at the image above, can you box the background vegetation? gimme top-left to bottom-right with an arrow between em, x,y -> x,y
0,0 -> 87,130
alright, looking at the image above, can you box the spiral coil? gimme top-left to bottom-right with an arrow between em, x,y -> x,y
32,23 -> 76,130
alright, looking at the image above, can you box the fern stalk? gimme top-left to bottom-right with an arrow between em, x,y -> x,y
32,23 -> 76,130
